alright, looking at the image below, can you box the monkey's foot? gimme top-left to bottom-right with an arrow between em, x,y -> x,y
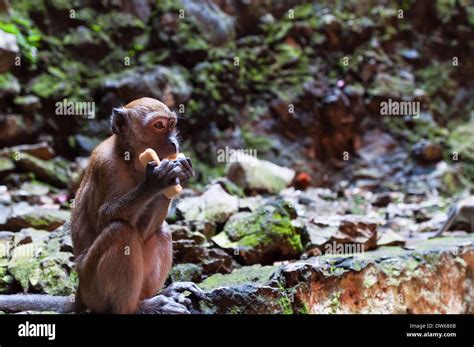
160,282 -> 206,307
139,295 -> 190,314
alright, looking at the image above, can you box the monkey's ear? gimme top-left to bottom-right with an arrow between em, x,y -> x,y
111,107 -> 128,135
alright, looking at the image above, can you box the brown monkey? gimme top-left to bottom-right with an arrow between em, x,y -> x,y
432,196 -> 474,238
0,97 -> 203,314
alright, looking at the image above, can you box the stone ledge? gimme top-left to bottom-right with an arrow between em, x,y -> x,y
196,235 -> 474,314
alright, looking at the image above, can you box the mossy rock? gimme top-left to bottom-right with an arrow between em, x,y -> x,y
7,238 -> 76,295
169,263 -> 202,283
200,264 -> 276,291
213,199 -> 302,265
14,153 -> 70,188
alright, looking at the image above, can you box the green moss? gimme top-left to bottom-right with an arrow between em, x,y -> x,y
241,128 -> 273,155
220,200 -> 302,257
7,240 -> 77,295
169,263 -> 202,283
199,264 -> 276,291
329,291 -> 342,314
277,293 -> 294,314
0,157 -> 15,173
0,10 -> 41,68
0,72 -> 20,97
297,302 -> 310,314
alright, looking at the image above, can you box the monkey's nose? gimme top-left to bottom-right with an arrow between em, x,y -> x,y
169,137 -> 179,152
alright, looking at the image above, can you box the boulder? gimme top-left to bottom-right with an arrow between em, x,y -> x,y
304,215 -> 378,256
226,154 -> 295,194
1,202 -> 70,232
14,153 -> 71,188
181,0 -> 235,46
177,184 -> 238,224
7,238 -> 76,295
212,199 -> 303,265
102,65 -> 191,108
0,30 -> 19,73
0,142 -> 55,161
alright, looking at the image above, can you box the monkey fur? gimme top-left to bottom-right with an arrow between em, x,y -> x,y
0,97 -> 203,314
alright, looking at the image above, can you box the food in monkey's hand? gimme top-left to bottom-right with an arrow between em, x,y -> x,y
139,148 -> 184,199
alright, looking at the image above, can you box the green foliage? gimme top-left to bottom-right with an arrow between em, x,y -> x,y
0,11 -> 41,68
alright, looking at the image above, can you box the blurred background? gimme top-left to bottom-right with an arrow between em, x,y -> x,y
0,0 -> 473,313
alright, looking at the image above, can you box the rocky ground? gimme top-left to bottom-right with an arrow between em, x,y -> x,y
0,1 -> 473,313
0,129 -> 473,314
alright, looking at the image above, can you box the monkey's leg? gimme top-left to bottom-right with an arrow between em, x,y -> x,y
140,224 -> 173,299
76,221 -> 145,314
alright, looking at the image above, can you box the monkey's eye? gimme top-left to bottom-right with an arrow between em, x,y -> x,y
169,119 -> 175,129
154,121 -> 164,129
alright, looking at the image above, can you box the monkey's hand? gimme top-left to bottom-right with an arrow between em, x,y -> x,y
145,159 -> 181,192
139,295 -> 191,314
173,157 -> 194,183
139,283 -> 206,314
161,282 -> 206,304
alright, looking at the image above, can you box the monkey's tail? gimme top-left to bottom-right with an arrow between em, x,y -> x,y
0,294 -> 76,313
432,208 -> 457,238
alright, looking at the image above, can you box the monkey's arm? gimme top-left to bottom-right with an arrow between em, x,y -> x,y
97,159 -> 193,231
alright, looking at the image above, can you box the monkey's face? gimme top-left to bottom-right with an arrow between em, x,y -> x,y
111,98 -> 179,167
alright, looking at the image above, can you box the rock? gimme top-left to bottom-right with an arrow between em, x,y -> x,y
192,221 -> 217,239
177,184 -> 238,224
119,0 -> 151,22
304,215 -> 378,256
13,228 -> 50,246
238,196 -> 264,212
7,238 -> 76,295
0,142 -> 55,161
169,263 -> 202,283
369,72 -> 415,99
0,156 -> 14,177
102,65 -> 192,108
0,73 -> 20,98
1,202 -> 70,232
173,239 -> 237,276
212,199 -> 303,265
212,177 -> 244,198
0,231 -> 14,293
14,153 -> 70,188
0,185 -> 11,205
358,129 -> 398,162
170,223 -> 207,244
15,181 -> 52,198
182,0 -> 235,46
193,235 -> 474,314
13,95 -> 42,115
0,114 -> 42,147
377,229 -> 406,247
226,154 -> 295,194
412,140 -> 443,164
0,30 -> 19,73
71,134 -> 101,154
372,192 -> 393,207
399,48 -> 420,62
197,265 -> 287,314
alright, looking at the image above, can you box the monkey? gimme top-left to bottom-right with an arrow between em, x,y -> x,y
0,97 -> 204,314
431,196 -> 474,238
